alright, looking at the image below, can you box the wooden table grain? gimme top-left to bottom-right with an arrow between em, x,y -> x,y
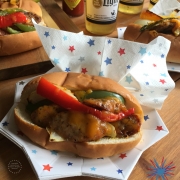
1,0 -> 180,180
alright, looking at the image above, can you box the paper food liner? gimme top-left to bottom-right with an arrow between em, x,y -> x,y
0,18 -> 176,179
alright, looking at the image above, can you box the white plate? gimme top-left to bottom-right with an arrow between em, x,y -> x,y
0,75 -> 169,180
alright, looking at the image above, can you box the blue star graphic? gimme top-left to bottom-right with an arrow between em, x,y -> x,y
139,47 -> 147,55
53,58 -> 60,65
161,54 -> 165,58
67,162 -> 73,166
19,81 -> 25,85
125,76 -> 133,84
65,67 -> 71,72
52,45 -> 55,50
32,150 -> 37,154
2,121 -> 9,126
146,82 -> 149,85
51,150 -> 58,155
117,169 -> 123,174
104,57 -> 112,65
161,73 -> 166,77
99,71 -> 104,76
44,31 -> 50,37
78,56 -> 85,62
91,167 -> 96,171
63,35 -> 67,40
127,65 -> 131,69
87,39 -> 95,46
154,99 -> 158,103
140,60 -> 144,63
144,115 -> 149,121
107,39 -> 111,44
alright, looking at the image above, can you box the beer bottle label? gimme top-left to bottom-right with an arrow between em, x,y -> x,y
86,0 -> 119,24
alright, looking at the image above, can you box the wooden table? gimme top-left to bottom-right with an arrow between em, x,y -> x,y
0,0 -> 180,180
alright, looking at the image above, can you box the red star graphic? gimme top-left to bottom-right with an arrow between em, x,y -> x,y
97,51 -> 101,55
159,79 -> 166,84
43,164 -> 53,171
156,126 -> 164,131
153,64 -> 157,67
118,48 -> 125,56
119,153 -> 127,159
81,68 -> 88,74
17,130 -> 24,136
69,45 -> 75,52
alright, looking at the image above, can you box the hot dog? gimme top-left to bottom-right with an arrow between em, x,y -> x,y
14,72 -> 144,158
0,0 -> 45,56
124,10 -> 180,63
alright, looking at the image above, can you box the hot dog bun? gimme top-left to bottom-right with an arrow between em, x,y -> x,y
0,0 -> 43,56
124,23 -> 180,63
14,72 -> 144,158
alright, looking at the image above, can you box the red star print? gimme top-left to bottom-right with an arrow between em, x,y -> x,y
159,79 -> 166,84
156,126 -> 164,131
17,130 -> 24,136
97,51 -> 101,55
69,46 -> 75,52
153,64 -> 157,67
43,164 -> 53,171
81,68 -> 88,74
118,48 -> 125,56
119,153 -> 127,159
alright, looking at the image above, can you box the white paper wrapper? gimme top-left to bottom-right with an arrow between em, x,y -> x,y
0,68 -> 169,180
151,0 -> 180,16
0,22 -> 176,179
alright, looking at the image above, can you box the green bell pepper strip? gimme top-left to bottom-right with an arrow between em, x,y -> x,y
15,23 -> 36,32
36,78 -> 135,122
6,27 -> 21,34
26,99 -> 53,113
0,8 -> 25,16
84,90 -> 125,104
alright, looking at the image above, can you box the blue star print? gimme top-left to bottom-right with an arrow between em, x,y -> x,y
107,39 -> 111,44
161,73 -> 166,77
117,169 -> 123,174
139,47 -> 147,55
44,31 -> 50,37
52,45 -> 55,50
140,60 -> 144,63
67,162 -> 73,166
32,150 -> 37,154
91,167 -> 96,171
127,65 -> 131,69
87,39 -> 95,46
63,35 -> 67,40
65,67 -> 71,72
161,54 -> 165,58
51,150 -> 58,155
104,57 -> 112,65
79,56 -> 85,62
144,115 -> 149,121
53,58 -> 60,65
99,71 -> 104,76
125,76 -> 133,84
146,82 -> 149,85
2,121 -> 9,126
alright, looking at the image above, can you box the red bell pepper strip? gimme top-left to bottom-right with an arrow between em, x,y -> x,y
37,78 -> 135,122
0,12 -> 27,28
